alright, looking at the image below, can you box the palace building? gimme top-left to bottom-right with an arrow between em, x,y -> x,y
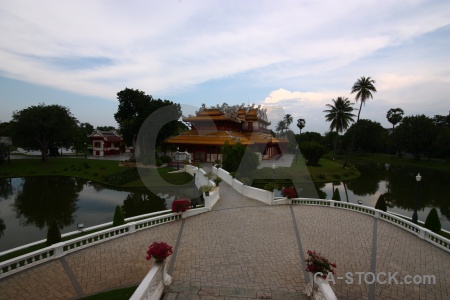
164,103 -> 287,162
88,130 -> 123,156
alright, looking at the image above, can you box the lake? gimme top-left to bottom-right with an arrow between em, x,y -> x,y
316,162 -> 450,231
0,177 -> 199,252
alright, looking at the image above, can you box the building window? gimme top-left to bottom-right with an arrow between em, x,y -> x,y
94,142 -> 101,148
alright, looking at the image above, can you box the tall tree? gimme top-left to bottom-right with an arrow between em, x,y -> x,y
284,114 -> 293,128
114,88 -> 182,159
344,76 -> 377,167
10,104 -> 78,162
395,115 -> 437,160
386,108 -> 404,133
297,118 -> 306,138
351,76 -> 377,121
276,120 -> 287,136
324,97 -> 355,151
73,122 -> 94,155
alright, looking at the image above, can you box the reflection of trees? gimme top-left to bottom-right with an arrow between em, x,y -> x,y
0,218 -> 5,237
346,163 -> 386,196
121,191 -> 167,218
314,183 -> 327,199
0,178 -> 14,199
13,177 -> 82,230
387,167 -> 450,221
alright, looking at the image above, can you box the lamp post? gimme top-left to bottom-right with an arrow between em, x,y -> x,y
176,147 -> 180,170
272,163 -> 276,180
192,173 -> 197,208
412,173 -> 422,224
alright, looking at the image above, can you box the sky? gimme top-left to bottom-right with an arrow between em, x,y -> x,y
1,0 -> 449,135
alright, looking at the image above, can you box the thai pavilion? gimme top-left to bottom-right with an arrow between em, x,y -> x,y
164,103 -> 287,162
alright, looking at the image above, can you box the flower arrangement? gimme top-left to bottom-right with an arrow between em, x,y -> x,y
305,250 -> 336,278
146,242 -> 173,262
171,198 -> 191,213
281,186 -> 297,199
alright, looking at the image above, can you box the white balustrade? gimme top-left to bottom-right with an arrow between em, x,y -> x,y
130,261 -> 171,300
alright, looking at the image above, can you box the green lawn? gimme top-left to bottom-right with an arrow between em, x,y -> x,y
79,286 -> 137,300
0,158 -> 193,188
328,152 -> 450,172
249,155 -> 361,184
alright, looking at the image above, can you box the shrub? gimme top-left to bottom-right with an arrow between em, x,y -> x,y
155,158 -> 163,167
113,205 -> 125,226
332,188 -> 341,201
424,208 -> 441,234
375,194 -> 387,212
46,220 -> 61,246
263,182 -> 279,192
299,141 -> 328,166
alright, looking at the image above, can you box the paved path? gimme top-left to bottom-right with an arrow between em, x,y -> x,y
1,181 -> 449,300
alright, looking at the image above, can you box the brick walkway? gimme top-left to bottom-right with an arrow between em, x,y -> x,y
1,181 -> 449,300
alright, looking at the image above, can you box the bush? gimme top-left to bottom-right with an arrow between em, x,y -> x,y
102,167 -> 139,185
263,182 -> 279,192
299,141 -> 328,166
424,208 -> 441,234
46,220 -> 61,246
155,158 -> 163,167
375,194 -> 387,212
113,205 -> 125,226
332,188 -> 341,201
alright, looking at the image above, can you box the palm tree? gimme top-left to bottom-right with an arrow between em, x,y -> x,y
297,118 -> 305,136
276,120 -> 287,136
386,108 -> 404,133
351,76 -> 377,121
324,97 -> 355,151
284,114 -> 293,128
344,76 -> 377,167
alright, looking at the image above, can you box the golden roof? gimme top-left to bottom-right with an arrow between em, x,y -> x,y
165,130 -> 287,145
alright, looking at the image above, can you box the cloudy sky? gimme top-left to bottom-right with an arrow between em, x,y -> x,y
1,0 -> 449,134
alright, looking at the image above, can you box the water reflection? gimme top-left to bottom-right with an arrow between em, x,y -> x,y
317,162 -> 450,231
0,177 -> 198,251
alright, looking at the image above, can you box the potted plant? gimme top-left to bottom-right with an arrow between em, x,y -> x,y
199,185 -> 213,196
263,182 -> 279,192
281,186 -> 297,199
171,198 -> 191,213
305,250 -> 336,296
146,241 -> 173,263
204,171 -> 214,180
213,176 -> 222,186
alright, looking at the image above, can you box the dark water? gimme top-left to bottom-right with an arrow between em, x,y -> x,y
316,162 -> 450,231
0,177 -> 199,252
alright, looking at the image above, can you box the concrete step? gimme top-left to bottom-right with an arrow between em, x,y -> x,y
162,284 -> 309,299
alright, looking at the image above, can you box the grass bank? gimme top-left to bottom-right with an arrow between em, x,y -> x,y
249,155 -> 361,184
329,152 -> 450,172
0,158 -> 192,187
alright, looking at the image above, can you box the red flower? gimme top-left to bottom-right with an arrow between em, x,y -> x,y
172,199 -> 191,213
146,242 -> 173,262
305,250 -> 336,278
281,186 -> 297,199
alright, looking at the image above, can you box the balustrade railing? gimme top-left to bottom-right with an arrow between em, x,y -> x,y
0,212 -> 181,279
291,198 -> 450,253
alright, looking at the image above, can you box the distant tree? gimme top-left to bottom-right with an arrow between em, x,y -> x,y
96,126 -> 116,131
276,120 -> 287,136
386,108 -> 404,133
375,194 -> 387,212
299,141 -> 328,166
345,76 -> 377,167
114,88 -> 182,160
343,119 -> 387,153
394,115 -> 437,159
433,127 -> 450,160
296,118 -> 306,139
113,205 -> 125,227
284,114 -> 293,128
73,122 -> 94,155
10,104 -> 78,162
424,208 -> 441,234
332,188 -> 341,201
324,97 -> 355,151
433,114 -> 450,127
221,141 -> 259,176
297,131 -> 324,144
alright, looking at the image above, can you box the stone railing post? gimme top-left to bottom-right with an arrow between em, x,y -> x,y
128,222 -> 136,234
53,242 -> 65,258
